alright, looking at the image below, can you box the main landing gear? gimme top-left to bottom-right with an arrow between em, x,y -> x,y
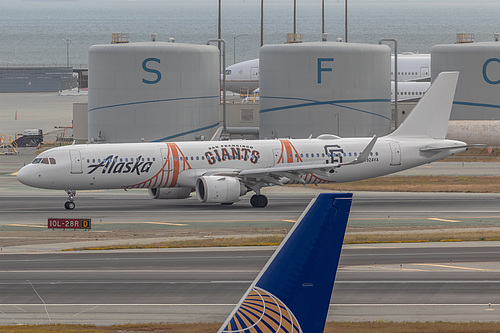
250,194 -> 268,208
64,190 -> 76,210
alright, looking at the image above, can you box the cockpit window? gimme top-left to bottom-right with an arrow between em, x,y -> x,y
41,158 -> 49,164
49,158 -> 56,164
32,158 -> 42,164
225,70 -> 231,75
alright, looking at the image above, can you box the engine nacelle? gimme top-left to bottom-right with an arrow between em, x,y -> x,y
148,187 -> 192,199
196,176 -> 247,204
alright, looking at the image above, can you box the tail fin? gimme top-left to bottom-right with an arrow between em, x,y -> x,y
219,193 -> 352,333
388,71 -> 459,139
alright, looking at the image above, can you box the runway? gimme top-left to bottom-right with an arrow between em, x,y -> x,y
1,163 -> 500,324
1,243 -> 500,325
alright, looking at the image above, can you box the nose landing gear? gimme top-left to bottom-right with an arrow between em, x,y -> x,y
64,190 -> 76,210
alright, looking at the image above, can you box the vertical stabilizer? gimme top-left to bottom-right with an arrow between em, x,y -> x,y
388,71 -> 459,139
219,193 -> 353,333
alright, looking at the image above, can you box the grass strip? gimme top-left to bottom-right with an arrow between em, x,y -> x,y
4,322 -> 500,333
63,230 -> 500,251
308,176 -> 500,193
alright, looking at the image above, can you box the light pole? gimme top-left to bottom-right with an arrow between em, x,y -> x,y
64,38 -> 71,67
378,38 -> 398,130
207,39 -> 228,138
233,33 -> 248,64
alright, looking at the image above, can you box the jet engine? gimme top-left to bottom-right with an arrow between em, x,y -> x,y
148,187 -> 192,199
196,176 -> 247,204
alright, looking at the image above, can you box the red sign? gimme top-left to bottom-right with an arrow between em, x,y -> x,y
48,218 -> 91,229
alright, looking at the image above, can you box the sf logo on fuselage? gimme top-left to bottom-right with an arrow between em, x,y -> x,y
324,145 -> 344,164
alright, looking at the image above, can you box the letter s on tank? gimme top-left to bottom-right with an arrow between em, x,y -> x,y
142,58 -> 162,84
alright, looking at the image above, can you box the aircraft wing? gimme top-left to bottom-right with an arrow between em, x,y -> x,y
237,135 -> 377,184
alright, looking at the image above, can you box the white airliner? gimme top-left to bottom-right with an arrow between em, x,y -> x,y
392,52 -> 430,82
392,81 -> 430,102
225,58 -> 260,94
17,72 -> 466,210
224,53 -> 430,94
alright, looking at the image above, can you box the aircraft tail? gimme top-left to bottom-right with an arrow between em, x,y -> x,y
388,71 -> 459,139
218,193 -> 352,333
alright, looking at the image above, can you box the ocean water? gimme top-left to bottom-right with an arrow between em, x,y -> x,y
1,0 -> 500,67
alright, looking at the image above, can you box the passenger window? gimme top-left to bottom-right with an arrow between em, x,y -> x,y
201,156 -> 205,160
49,158 -> 56,164
196,156 -> 199,160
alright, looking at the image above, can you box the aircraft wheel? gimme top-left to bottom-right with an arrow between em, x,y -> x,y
65,201 -> 75,210
250,194 -> 268,208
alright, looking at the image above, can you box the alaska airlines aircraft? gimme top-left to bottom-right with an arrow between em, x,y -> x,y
17,72 -> 466,210
225,53 -> 430,94
219,192 -> 352,333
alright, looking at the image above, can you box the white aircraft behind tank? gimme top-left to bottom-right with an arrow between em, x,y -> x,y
17,72 -> 466,210
224,53 -> 430,94
392,81 -> 431,102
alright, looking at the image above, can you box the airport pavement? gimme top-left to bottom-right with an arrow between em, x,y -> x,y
1,244 -> 500,325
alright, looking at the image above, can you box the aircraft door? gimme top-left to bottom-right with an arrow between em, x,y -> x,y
420,67 -> 429,77
69,150 -> 83,174
250,67 -> 259,80
160,147 -> 172,171
273,149 -> 282,166
389,142 -> 401,166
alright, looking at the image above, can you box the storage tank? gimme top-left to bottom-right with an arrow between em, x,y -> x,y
259,42 -> 391,139
432,41 -> 500,120
88,41 -> 220,143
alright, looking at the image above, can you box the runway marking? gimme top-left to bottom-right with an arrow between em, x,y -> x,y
5,224 -> 45,228
142,222 -> 189,226
281,220 -> 296,223
10,172 -> 17,176
412,263 -> 491,271
73,305 -> 100,317
427,217 -> 461,223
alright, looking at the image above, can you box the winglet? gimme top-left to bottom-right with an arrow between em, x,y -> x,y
219,193 -> 353,333
342,135 -> 377,166
388,71 -> 459,139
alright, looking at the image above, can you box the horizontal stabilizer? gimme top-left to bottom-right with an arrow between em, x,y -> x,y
219,193 -> 353,333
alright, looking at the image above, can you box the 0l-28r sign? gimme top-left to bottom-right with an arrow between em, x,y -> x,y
48,218 -> 91,229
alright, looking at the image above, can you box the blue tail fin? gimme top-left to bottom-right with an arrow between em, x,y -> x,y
219,193 -> 353,333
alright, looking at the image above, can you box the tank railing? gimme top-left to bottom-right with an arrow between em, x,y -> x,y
286,33 -> 303,43
112,33 -> 130,44
456,33 -> 474,43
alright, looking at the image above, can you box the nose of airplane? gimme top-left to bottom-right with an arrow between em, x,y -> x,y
16,165 -> 36,187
